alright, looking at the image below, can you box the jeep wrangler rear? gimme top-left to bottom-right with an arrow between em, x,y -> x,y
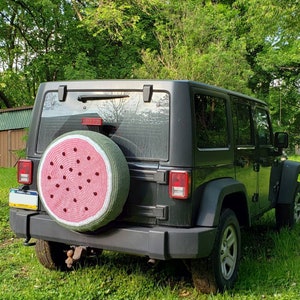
9,80 -> 300,293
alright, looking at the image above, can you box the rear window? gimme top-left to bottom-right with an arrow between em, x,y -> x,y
37,91 -> 169,161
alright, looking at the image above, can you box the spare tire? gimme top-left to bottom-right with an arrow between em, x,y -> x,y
37,130 -> 130,232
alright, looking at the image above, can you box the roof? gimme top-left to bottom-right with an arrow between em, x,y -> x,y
39,79 -> 267,106
0,106 -> 33,131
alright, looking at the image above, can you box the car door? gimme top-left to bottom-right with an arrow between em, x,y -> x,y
233,98 -> 273,217
232,98 -> 260,216
253,105 -> 274,212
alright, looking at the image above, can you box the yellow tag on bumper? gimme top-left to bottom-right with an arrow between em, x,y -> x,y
9,189 -> 38,210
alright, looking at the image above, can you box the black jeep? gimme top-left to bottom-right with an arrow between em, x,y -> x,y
9,80 -> 300,293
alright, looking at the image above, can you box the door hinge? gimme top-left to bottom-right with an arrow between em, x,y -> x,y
253,162 -> 260,172
252,193 -> 259,202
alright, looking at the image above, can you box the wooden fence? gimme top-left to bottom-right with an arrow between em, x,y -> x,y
0,129 -> 26,168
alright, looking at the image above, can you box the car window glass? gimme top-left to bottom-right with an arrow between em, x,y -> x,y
37,91 -> 170,160
194,94 -> 228,148
254,108 -> 272,145
232,101 -> 254,146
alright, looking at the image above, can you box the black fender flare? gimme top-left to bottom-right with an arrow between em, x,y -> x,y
277,160 -> 300,205
195,178 -> 247,227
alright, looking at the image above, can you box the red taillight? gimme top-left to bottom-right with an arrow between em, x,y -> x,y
169,170 -> 190,199
17,159 -> 33,185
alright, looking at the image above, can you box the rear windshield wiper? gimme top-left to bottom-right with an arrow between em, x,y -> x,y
78,94 -> 129,103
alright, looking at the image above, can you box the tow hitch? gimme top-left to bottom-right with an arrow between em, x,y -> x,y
65,246 -> 87,268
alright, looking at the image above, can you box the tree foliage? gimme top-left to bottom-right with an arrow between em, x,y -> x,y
235,0 -> 300,143
0,0 -> 299,148
135,1 -> 253,94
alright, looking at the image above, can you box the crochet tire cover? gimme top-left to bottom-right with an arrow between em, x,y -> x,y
37,130 -> 130,232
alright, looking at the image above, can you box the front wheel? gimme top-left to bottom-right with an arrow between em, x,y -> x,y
276,183 -> 300,229
191,209 -> 241,294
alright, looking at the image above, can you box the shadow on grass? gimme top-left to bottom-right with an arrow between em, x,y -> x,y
241,213 -> 277,261
62,211 -> 300,297
77,250 -> 192,290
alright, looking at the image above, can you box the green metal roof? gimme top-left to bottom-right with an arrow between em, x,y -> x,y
0,107 -> 32,131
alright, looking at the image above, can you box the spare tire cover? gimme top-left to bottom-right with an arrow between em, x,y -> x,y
37,130 -> 130,232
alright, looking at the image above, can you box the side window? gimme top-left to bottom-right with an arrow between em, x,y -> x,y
232,101 -> 254,146
194,94 -> 228,148
254,108 -> 272,145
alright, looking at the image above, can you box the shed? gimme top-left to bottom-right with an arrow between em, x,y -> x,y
0,106 -> 32,167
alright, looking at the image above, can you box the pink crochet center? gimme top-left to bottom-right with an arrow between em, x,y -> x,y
39,137 -> 108,223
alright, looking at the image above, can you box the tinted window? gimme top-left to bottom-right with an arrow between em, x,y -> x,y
254,108 -> 272,145
194,94 -> 228,148
37,91 -> 169,160
232,101 -> 254,146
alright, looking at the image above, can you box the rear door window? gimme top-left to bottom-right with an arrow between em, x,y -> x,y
194,94 -> 229,148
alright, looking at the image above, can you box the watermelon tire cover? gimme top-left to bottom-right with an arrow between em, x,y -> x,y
37,131 -> 130,232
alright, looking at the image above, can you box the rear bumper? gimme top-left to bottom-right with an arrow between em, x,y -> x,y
10,209 -> 216,260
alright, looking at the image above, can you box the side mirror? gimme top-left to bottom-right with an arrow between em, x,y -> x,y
274,132 -> 288,149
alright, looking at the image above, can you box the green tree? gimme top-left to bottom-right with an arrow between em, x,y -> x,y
0,0 -> 160,107
235,0 -> 300,146
0,0 -> 299,153
80,0 -> 160,78
0,0 -> 81,107
64,53 -> 97,80
135,1 -> 253,94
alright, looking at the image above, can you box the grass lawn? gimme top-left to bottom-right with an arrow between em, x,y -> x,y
1,166 -> 300,299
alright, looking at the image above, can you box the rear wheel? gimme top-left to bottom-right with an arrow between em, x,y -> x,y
191,209 -> 241,294
35,240 -> 69,270
276,183 -> 300,229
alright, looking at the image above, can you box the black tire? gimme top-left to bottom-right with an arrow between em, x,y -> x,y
191,209 -> 241,294
276,183 -> 300,229
35,240 -> 68,270
37,130 -> 130,232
